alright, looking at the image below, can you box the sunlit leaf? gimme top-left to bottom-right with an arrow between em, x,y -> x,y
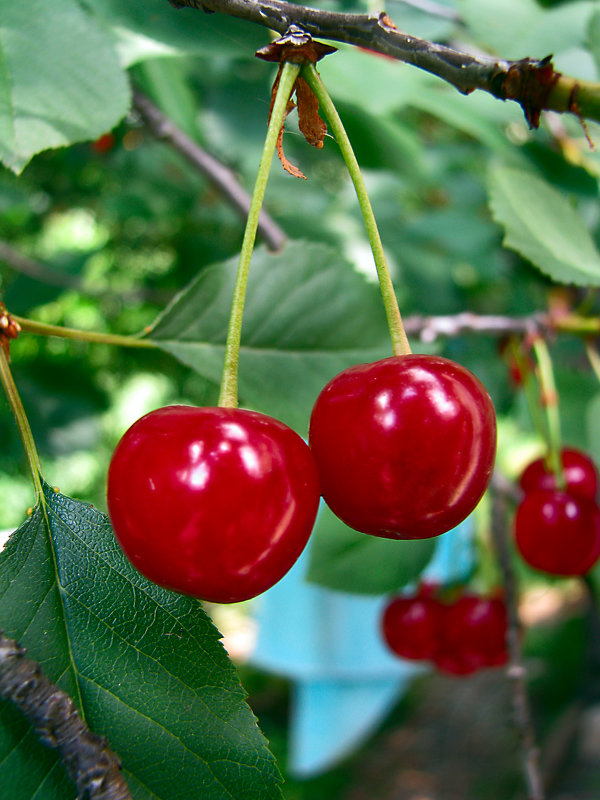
0,483 -> 282,800
0,0 -> 129,173
488,166 -> 600,285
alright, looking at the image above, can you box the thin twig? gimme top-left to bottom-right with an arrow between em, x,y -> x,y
403,310 -> 600,342
0,239 -> 168,305
132,89 -> 287,251
0,633 -> 132,800
168,0 -> 600,124
489,478 -> 546,800
0,240 -> 90,293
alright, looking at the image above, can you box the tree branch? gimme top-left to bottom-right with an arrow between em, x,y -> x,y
0,633 -> 131,800
0,239 -> 169,305
132,89 -> 287,251
489,479 -> 546,800
403,310 -> 600,342
0,240 -> 91,293
168,0 -> 600,125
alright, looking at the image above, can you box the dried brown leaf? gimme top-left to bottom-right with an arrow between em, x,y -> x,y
295,76 -> 327,149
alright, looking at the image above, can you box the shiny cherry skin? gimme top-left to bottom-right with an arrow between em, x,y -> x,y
107,405 -> 320,603
519,448 -> 598,500
309,355 -> 497,539
514,489 -> 600,576
434,594 -> 508,676
381,594 -> 442,661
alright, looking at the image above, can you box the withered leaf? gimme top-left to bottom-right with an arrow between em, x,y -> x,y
295,76 -> 327,149
268,64 -> 307,180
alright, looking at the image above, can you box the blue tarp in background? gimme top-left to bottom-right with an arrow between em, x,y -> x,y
251,517 -> 475,776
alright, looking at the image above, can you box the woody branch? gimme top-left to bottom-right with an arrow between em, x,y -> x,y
167,0 -> 600,126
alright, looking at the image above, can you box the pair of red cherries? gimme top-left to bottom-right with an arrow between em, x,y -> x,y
514,448 -> 600,576
381,586 -> 508,676
107,354 -> 497,603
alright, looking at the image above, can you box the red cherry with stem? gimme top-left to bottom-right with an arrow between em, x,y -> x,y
519,448 -> 598,500
434,594 -> 508,676
381,594 -> 442,661
514,489 -> 600,576
309,355 -> 497,539
107,405 -> 320,603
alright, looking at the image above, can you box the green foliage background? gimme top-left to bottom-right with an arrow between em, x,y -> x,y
1,0 -> 600,798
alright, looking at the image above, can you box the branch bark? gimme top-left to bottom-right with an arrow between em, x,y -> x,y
0,633 -> 132,800
403,310 -> 600,342
0,239 -> 169,305
132,89 -> 287,251
489,479 -> 546,800
168,0 -> 600,125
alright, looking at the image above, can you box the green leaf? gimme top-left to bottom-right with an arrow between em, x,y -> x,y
82,0 -> 266,66
0,482 -> 282,800
589,10 -> 600,73
319,44 -> 524,156
147,241 -> 392,434
306,505 -> 435,595
459,0 -> 599,59
0,0 -> 130,173
488,166 -> 600,285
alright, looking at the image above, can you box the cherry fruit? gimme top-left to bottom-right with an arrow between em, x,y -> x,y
519,448 -> 598,500
514,489 -> 600,576
309,355 -> 497,539
381,594 -> 442,661
107,405 -> 320,603
434,594 -> 508,675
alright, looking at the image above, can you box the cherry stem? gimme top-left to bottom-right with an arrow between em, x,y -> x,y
301,63 -> 411,357
12,316 -> 156,349
218,61 -> 301,408
0,349 -> 44,504
532,337 -> 565,490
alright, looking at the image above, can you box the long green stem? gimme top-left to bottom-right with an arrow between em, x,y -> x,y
13,316 -> 155,349
218,61 -> 301,408
532,337 -> 564,490
302,63 -> 411,357
0,349 -> 43,503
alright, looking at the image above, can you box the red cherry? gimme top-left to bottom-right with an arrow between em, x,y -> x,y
514,489 -> 600,576
107,405 -> 320,603
381,594 -> 442,661
435,594 -> 508,676
519,448 -> 598,500
309,355 -> 497,539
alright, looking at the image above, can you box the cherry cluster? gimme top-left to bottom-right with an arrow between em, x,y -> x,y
514,448 -> 600,576
381,585 -> 508,676
107,353 -> 497,603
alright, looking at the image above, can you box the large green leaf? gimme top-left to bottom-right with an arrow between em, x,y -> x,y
320,45 -> 523,156
459,0 -> 599,59
589,10 -> 600,73
0,482 -> 282,800
82,0 -> 265,66
0,0 -> 130,173
306,505 -> 435,595
488,166 -> 600,285
147,241 -> 392,434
